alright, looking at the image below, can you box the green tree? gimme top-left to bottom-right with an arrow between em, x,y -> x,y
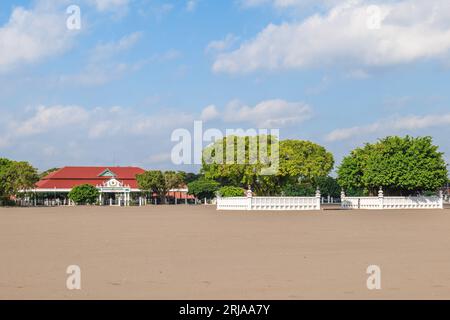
202,135 -> 279,195
338,136 -> 448,195
187,179 -> 220,200
0,159 -> 39,202
218,186 -> 245,197
279,140 -> 334,183
136,170 -> 165,202
68,184 -> 99,205
282,182 -> 315,196
182,172 -> 201,184
164,171 -> 185,190
201,136 -> 334,196
317,176 -> 341,198
0,158 -> 13,200
136,170 -> 185,204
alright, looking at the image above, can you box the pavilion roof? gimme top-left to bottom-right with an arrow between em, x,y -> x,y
36,166 -> 146,189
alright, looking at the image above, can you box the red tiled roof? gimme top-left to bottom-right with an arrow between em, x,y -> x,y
36,166 -> 146,189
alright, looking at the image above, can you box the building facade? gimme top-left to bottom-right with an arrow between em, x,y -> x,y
28,166 -> 193,206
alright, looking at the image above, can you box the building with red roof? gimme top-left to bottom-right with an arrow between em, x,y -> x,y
32,166 -> 194,206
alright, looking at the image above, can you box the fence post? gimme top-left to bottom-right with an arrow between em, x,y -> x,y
439,190 -> 444,209
246,187 -> 253,210
378,187 -> 384,209
340,190 -> 346,209
316,188 -> 321,210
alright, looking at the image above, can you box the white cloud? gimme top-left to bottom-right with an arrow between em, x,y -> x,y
325,113 -> 450,141
90,32 -> 142,62
14,105 -> 89,136
241,0 -> 341,9
59,32 -> 148,86
214,0 -> 450,73
241,0 -> 302,8
223,99 -> 312,128
1,104 -> 195,146
206,34 -> 239,53
0,4 -> 76,73
200,105 -> 220,122
87,0 -> 129,12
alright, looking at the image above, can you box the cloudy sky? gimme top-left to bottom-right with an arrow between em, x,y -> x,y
1,0 -> 450,172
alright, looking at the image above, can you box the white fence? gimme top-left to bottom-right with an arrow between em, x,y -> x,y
341,190 -> 444,210
217,194 -> 321,211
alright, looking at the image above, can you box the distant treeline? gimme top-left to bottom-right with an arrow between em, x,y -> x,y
1,135 -> 449,205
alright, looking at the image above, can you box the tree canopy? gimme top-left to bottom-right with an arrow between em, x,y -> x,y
201,136 -> 334,195
218,186 -> 245,197
0,158 -> 39,201
68,184 -> 99,205
337,136 -> 448,195
136,170 -> 185,203
187,179 -> 220,200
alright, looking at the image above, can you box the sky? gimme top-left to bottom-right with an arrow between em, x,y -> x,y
0,0 -> 450,173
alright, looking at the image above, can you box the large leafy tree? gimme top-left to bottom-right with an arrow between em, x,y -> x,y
137,170 -> 165,202
338,136 -> 448,195
279,140 -> 334,182
202,135 -> 280,195
68,184 -> 100,205
282,176 -> 340,197
217,186 -> 245,197
136,170 -> 185,203
187,179 -> 220,200
0,158 -> 13,201
178,171 -> 201,184
0,159 -> 39,201
201,136 -> 334,195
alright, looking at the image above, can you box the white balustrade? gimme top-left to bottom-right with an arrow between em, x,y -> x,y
217,196 -> 321,211
341,189 -> 443,210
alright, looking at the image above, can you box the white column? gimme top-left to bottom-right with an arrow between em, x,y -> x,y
378,187 -> 384,209
315,188 -> 321,211
340,190 -> 346,209
246,187 -> 253,210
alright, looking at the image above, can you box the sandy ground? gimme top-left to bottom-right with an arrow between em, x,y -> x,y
1,205 -> 450,300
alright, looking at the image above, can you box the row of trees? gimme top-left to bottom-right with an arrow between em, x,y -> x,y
181,135 -> 448,200
1,135 -> 448,205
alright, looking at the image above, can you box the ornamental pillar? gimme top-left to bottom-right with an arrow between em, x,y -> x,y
378,187 -> 384,209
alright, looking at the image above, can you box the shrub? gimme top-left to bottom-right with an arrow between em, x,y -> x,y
218,186 -> 245,197
187,179 -> 220,200
68,184 -> 99,205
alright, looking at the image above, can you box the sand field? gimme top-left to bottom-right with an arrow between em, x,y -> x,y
1,205 -> 450,299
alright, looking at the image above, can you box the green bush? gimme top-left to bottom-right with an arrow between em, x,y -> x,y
218,186 -> 245,197
282,183 -> 315,196
68,184 -> 99,205
187,179 -> 220,200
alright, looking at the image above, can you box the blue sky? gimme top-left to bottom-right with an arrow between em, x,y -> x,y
0,0 -> 449,172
